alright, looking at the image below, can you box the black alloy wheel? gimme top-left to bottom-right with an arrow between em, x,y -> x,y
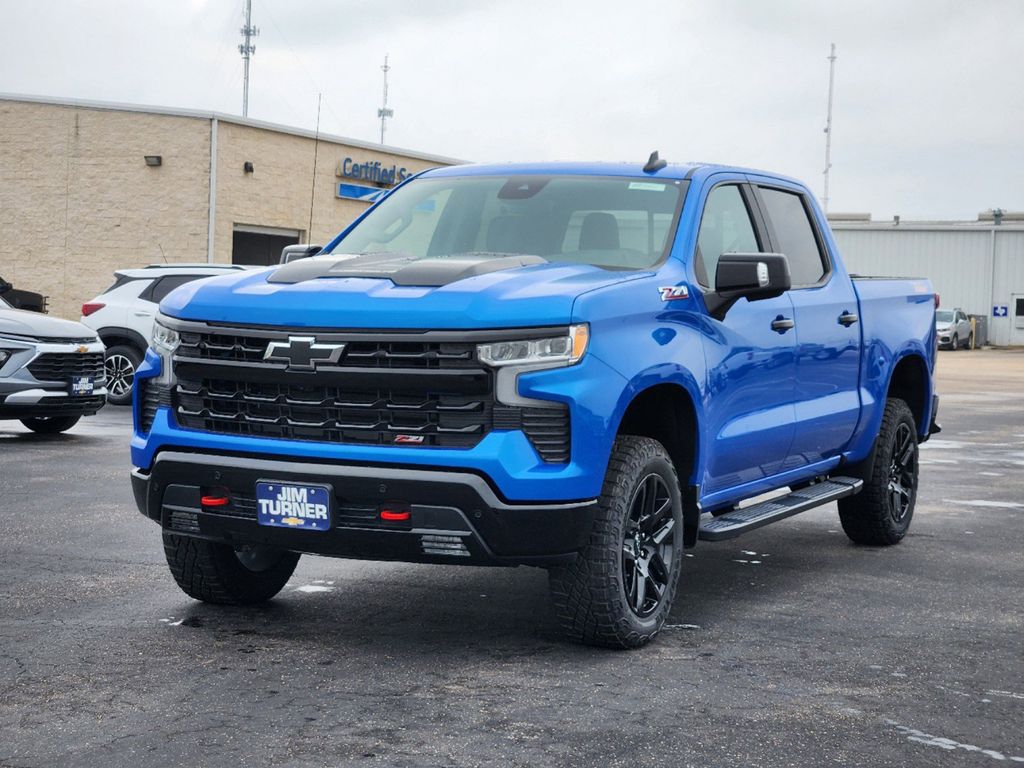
887,422 -> 916,523
622,474 -> 676,618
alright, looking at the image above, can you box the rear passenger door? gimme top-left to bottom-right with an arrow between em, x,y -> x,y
752,183 -> 861,468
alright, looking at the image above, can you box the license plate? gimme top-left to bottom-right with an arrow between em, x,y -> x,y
256,482 -> 332,531
70,376 -> 94,395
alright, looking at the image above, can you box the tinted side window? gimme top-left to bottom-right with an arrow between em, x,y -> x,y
148,275 -> 202,304
758,188 -> 828,286
695,185 -> 760,287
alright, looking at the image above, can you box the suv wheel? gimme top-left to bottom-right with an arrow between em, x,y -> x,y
548,435 -> 684,649
104,345 -> 142,405
20,415 -> 81,434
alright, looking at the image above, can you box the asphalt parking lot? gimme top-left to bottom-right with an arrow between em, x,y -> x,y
1,349 -> 1022,768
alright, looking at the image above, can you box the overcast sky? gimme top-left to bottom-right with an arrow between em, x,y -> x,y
2,0 -> 1021,219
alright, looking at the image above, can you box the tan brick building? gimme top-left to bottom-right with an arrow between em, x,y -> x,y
0,94 -> 458,319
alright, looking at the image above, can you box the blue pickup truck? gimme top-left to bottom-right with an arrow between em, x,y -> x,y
131,157 -> 939,648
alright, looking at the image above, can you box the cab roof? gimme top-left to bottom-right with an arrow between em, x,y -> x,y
422,161 -> 805,188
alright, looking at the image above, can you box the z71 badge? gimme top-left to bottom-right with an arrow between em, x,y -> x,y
658,285 -> 690,301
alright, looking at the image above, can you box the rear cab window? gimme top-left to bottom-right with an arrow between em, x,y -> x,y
756,187 -> 830,287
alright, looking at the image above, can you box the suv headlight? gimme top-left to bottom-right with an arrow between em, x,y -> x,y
477,324 -> 589,368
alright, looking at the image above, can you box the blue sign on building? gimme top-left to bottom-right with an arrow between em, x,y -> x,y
336,183 -> 387,203
993,305 -> 1009,318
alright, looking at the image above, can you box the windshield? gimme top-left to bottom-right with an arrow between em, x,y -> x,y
328,175 -> 687,269
935,310 -> 953,323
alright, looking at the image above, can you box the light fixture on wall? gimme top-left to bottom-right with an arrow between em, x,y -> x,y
243,161 -> 255,174
144,155 -> 162,167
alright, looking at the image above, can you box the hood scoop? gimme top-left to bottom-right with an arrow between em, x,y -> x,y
267,252 -> 547,287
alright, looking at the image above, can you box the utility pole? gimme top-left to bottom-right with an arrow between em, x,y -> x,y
822,43 -> 837,213
378,54 -> 394,144
238,0 -> 259,117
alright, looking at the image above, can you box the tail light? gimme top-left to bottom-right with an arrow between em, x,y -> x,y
81,302 -> 105,317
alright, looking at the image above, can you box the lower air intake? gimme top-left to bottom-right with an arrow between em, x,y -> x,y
420,533 -> 470,557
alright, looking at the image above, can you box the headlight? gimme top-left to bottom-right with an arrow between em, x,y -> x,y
152,319 -> 180,353
477,324 -> 589,368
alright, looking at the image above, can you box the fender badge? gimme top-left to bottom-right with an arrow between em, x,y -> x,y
658,285 -> 690,301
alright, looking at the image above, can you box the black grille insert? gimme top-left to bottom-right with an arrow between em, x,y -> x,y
28,352 -> 105,382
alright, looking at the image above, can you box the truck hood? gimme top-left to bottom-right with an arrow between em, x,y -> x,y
0,307 -> 98,340
160,256 -> 648,329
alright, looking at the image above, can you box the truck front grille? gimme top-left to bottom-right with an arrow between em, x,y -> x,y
169,324 -> 571,461
28,352 -> 105,382
174,377 -> 492,448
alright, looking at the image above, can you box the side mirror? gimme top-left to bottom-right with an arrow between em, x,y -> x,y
706,253 -> 791,320
280,244 -> 323,264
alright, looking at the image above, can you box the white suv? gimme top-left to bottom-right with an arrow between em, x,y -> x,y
80,264 -> 249,404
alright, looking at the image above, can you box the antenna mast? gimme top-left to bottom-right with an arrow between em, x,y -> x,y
238,0 -> 259,117
378,54 -> 394,144
822,43 -> 837,213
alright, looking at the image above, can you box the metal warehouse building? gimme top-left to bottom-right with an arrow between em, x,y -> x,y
0,94 -> 456,319
831,214 -> 1024,346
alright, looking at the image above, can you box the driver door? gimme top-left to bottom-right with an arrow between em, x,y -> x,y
697,182 -> 798,500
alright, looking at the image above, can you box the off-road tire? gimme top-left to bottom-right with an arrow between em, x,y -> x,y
104,344 -> 142,406
548,435 -> 684,649
20,415 -> 81,434
163,532 -> 300,605
838,398 -> 918,546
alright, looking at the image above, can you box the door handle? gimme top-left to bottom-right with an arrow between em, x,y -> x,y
771,317 -> 795,333
838,311 -> 859,327
134,311 -> 153,317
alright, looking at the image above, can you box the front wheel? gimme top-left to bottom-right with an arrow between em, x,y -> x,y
548,435 -> 684,649
163,532 -> 300,604
838,398 -> 918,546
950,334 -> 959,351
20,415 -> 81,434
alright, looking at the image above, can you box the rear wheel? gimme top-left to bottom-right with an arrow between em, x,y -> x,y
838,398 -> 918,546
104,345 -> 142,406
20,415 -> 81,434
163,532 -> 300,604
548,435 -> 684,649
966,332 -> 974,350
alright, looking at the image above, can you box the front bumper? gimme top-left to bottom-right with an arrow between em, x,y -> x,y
0,339 -> 107,419
132,451 -> 597,566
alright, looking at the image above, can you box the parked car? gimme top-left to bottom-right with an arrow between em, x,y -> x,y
935,308 -> 972,350
0,295 -> 106,433
131,159 -> 939,648
80,264 -> 249,405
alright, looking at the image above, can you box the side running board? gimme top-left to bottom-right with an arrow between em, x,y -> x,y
698,476 -> 863,542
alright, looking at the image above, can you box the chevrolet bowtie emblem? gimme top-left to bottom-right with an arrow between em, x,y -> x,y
264,336 -> 347,371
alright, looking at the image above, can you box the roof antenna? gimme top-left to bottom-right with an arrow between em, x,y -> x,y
643,150 -> 667,173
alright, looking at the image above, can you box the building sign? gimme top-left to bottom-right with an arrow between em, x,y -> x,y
336,182 -> 387,203
993,305 -> 1008,317
337,157 -> 410,187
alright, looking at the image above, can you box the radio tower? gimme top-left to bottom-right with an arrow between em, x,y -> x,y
238,0 -> 259,117
822,43 -> 837,213
378,54 -> 394,144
